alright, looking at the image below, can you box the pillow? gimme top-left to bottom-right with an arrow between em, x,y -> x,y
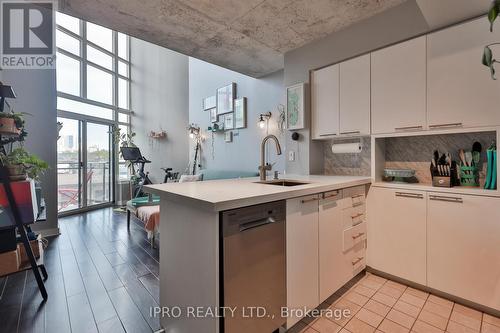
178,174 -> 203,183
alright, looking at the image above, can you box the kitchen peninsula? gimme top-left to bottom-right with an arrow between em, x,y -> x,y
145,175 -> 371,333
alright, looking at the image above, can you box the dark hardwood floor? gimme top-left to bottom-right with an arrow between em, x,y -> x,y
0,207 -> 160,333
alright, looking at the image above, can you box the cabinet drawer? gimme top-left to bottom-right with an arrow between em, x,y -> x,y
343,221 -> 367,252
342,204 -> 366,229
342,186 -> 366,209
350,243 -> 366,275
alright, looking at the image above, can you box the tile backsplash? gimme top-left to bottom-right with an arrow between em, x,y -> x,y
324,137 -> 371,176
323,131 -> 496,184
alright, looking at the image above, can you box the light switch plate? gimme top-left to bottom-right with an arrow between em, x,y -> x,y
288,150 -> 295,161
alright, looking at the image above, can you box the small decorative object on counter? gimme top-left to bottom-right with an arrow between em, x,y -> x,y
383,168 -> 418,183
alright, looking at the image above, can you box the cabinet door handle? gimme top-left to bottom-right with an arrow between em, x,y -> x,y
352,202 -> 364,207
429,123 -> 463,129
351,213 -> 364,219
319,133 -> 337,137
395,125 -> 423,131
352,232 -> 365,240
351,194 -> 364,199
352,257 -> 364,265
395,192 -> 424,199
323,191 -> 339,199
301,197 -> 319,204
429,195 -> 463,203
340,131 -> 360,135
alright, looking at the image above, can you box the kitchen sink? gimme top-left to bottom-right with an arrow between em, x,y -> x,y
255,179 -> 310,186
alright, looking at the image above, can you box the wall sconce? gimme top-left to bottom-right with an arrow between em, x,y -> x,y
257,112 -> 272,129
187,123 -> 200,139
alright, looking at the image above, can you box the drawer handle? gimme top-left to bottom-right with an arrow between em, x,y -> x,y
319,133 -> 337,137
340,131 -> 360,135
352,257 -> 364,265
429,123 -> 463,129
301,197 -> 319,204
395,125 -> 423,131
323,192 -> 339,199
395,192 -> 424,199
352,232 -> 365,240
351,194 -> 364,199
352,202 -> 364,208
351,213 -> 364,219
429,195 -> 463,203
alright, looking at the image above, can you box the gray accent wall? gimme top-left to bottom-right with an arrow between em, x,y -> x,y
0,69 -> 58,235
130,38 -> 190,183
188,58 -> 285,175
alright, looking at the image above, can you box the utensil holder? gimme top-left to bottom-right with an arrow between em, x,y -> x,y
460,165 -> 479,187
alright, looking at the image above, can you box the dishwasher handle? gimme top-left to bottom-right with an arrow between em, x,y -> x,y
239,217 -> 277,232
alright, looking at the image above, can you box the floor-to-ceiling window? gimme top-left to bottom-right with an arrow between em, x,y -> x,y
55,12 -> 132,214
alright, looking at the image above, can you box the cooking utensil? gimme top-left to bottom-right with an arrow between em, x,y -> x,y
459,149 -> 466,166
465,151 -> 473,168
434,150 -> 440,166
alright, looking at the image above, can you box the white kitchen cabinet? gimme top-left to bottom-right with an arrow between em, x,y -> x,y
311,65 -> 339,139
318,191 -> 345,302
428,18 -> 500,130
339,54 -> 371,136
286,195 -> 320,327
371,37 -> 427,134
427,194 -> 500,311
366,187 -> 427,285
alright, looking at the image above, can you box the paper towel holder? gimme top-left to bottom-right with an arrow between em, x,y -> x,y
331,141 -> 362,154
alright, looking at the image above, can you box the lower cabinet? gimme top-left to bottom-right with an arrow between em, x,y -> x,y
286,195 -> 319,328
287,187 -> 367,328
318,191 -> 344,302
367,187 -> 427,285
427,194 -> 500,311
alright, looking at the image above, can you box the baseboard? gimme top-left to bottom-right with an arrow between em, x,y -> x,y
367,266 -> 500,318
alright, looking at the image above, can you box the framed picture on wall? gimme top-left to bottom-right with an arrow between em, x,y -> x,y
224,131 -> 233,143
217,83 -> 236,115
203,96 -> 216,110
224,113 -> 234,130
234,97 -> 247,129
286,83 -> 305,130
209,108 -> 218,123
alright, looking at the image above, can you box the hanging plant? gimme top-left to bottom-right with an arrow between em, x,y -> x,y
483,0 -> 500,79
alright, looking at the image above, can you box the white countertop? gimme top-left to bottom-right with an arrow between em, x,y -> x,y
145,175 -> 371,211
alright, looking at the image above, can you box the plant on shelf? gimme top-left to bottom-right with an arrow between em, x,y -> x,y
0,148 -> 48,181
483,0 -> 500,79
112,127 -> 138,181
0,111 -> 29,140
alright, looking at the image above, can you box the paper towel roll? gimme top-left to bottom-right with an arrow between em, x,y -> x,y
331,142 -> 362,154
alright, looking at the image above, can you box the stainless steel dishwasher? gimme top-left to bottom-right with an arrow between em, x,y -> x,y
222,201 -> 286,333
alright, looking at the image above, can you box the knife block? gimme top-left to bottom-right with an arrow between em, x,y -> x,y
430,164 -> 457,188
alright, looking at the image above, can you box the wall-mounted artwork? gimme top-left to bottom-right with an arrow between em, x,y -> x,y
217,83 -> 236,115
224,113 -> 234,130
209,108 -> 217,123
224,131 -> 233,143
286,83 -> 305,130
203,95 -> 216,110
234,97 -> 247,129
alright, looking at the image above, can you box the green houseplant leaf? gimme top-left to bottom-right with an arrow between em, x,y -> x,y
489,0 -> 500,32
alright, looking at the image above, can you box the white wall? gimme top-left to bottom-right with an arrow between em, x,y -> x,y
1,69 -> 58,235
188,58 -> 285,175
130,38 -> 190,183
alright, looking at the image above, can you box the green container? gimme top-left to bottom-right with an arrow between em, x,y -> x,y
460,165 -> 479,187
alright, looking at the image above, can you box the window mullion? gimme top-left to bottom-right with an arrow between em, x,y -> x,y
81,21 -> 87,99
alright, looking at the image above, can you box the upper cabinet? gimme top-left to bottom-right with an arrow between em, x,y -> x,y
427,18 -> 500,130
371,37 -> 427,134
339,54 -> 371,136
311,65 -> 339,139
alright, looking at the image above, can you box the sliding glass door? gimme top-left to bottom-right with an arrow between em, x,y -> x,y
57,117 -> 114,214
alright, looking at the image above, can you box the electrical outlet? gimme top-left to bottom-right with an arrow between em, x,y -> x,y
288,150 -> 295,161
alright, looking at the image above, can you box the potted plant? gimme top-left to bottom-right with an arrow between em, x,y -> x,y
483,0 -> 500,79
0,112 -> 28,135
0,148 -> 48,181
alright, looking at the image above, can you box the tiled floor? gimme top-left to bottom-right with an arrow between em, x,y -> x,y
292,273 -> 500,333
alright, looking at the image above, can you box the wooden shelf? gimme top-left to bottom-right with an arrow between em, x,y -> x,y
372,181 -> 500,198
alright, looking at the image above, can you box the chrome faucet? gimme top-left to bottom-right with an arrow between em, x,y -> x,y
259,134 -> 282,181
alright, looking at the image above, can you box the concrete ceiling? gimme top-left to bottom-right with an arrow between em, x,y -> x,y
59,0 -> 407,77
